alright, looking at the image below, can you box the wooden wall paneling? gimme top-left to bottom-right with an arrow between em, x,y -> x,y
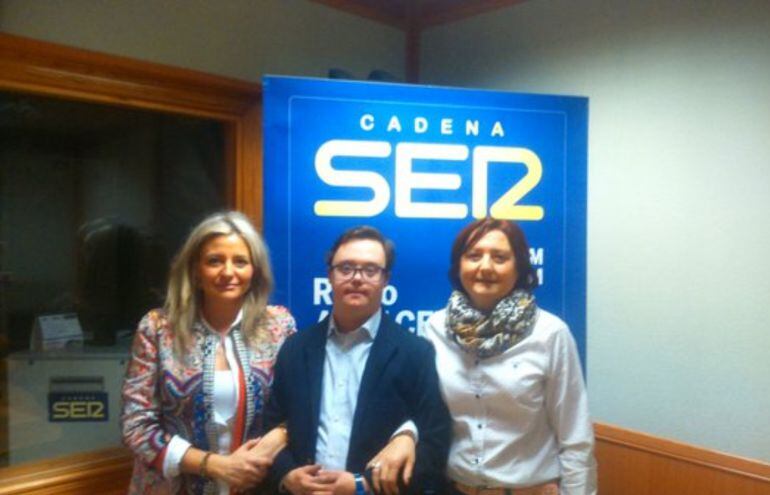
0,447 -> 132,495
595,423 -> 770,495
2,422 -> 768,495
0,33 -> 263,493
309,0 -> 406,29
234,99 -> 265,228
418,0 -> 529,28
308,0 -> 531,30
0,34 -> 258,119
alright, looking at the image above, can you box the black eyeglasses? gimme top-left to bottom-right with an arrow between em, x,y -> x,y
330,262 -> 386,281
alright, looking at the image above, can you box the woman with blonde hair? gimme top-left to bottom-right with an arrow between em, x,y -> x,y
122,211 -> 295,494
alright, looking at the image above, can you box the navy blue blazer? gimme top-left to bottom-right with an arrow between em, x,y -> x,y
264,311 -> 451,494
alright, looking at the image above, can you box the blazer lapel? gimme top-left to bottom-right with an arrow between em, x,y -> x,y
348,313 -> 398,461
303,317 -> 329,451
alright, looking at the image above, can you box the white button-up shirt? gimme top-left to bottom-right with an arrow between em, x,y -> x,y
315,309 -> 381,470
424,308 -> 597,495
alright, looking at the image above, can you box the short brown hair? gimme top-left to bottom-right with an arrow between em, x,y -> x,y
449,218 -> 538,294
326,225 -> 395,273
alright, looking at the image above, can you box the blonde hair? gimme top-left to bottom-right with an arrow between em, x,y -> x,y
165,211 -> 273,353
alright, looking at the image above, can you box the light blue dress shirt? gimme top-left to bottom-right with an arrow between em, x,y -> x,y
315,309 -> 381,470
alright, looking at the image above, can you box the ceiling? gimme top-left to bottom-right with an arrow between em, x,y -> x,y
311,0 -> 527,30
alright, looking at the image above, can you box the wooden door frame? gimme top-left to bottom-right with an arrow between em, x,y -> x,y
0,32 -> 264,224
0,32 -> 262,494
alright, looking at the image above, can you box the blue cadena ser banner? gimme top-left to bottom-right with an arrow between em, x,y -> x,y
263,76 -> 588,366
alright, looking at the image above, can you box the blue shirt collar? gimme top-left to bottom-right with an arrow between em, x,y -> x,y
328,307 -> 381,340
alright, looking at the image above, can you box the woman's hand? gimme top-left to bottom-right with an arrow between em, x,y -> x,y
367,432 -> 416,495
207,439 -> 272,490
249,425 -> 288,459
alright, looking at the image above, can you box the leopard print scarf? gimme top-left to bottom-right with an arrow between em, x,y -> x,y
445,289 -> 537,359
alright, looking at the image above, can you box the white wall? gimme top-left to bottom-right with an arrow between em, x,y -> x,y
422,0 -> 770,461
0,0 -> 404,81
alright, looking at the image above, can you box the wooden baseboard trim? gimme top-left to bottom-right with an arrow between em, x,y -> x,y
0,447 -> 132,495
595,422 -> 770,482
0,424 -> 768,494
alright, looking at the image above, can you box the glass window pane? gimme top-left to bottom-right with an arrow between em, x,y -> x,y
0,92 -> 227,466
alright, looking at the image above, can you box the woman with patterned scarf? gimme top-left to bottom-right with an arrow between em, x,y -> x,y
368,218 -> 596,495
121,211 -> 295,494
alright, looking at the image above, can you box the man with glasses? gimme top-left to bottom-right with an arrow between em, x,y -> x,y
264,226 -> 450,495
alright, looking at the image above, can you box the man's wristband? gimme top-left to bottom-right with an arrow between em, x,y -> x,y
363,468 -> 376,495
353,473 -> 367,495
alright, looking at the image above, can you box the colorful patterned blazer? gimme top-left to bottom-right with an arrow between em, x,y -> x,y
121,306 -> 296,494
